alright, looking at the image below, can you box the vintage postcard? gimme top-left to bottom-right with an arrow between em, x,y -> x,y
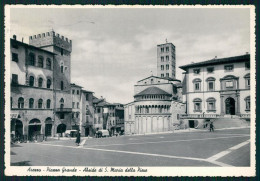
4,5 -> 256,176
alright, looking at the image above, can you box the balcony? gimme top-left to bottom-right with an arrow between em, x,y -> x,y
55,108 -> 72,113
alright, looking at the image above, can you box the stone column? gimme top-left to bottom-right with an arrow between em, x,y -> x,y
236,94 -> 240,115
220,95 -> 224,115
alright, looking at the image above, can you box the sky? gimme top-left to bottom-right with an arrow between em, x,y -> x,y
9,6 -> 251,104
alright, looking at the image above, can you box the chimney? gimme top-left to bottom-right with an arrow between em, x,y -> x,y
22,37 -> 24,42
246,52 -> 249,55
215,56 -> 217,59
13,35 -> 16,40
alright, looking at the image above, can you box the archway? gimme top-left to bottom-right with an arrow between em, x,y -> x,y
225,97 -> 236,115
57,124 -> 66,136
28,119 -> 41,139
45,117 -> 53,137
11,119 -> 23,137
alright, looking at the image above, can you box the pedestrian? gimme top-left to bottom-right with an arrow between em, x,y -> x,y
209,122 -> 214,132
75,130 -> 81,146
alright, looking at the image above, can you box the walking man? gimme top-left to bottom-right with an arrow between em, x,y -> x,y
75,130 -> 81,146
209,122 -> 214,132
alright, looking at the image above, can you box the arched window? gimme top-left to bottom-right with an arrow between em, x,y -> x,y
38,77 -> 43,88
61,81 -> 64,90
245,96 -> 250,110
29,53 -> 35,66
206,97 -> 216,111
18,97 -> 24,109
29,76 -> 34,86
46,99 -> 51,109
206,77 -> 216,91
38,56 -> 44,68
47,79 -> 51,88
60,98 -> 64,109
38,99 -> 43,109
29,98 -> 34,109
193,78 -> 202,92
46,58 -> 51,70
193,98 -> 202,112
61,63 -> 64,73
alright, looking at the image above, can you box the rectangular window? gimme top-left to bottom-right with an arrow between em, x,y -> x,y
161,57 -> 164,62
77,102 -> 79,108
60,113 -> 65,119
225,81 -> 233,88
61,48 -> 64,56
245,62 -> 250,69
86,94 -> 89,101
161,74 -> 164,77
208,102 -> 215,110
166,56 -> 169,61
12,74 -> 18,85
193,69 -> 200,74
207,67 -> 214,73
224,65 -> 234,71
208,82 -> 214,91
72,102 -> 75,108
194,103 -> 201,111
161,65 -> 164,70
246,100 -> 250,110
12,53 -> 18,62
77,90 -> 80,95
166,73 -> 169,77
194,83 -> 200,91
161,47 -> 164,52
166,47 -> 169,52
72,89 -> 75,94
246,79 -> 250,89
166,64 -> 169,70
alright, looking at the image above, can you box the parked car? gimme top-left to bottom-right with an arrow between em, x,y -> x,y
97,130 -> 110,138
65,130 -> 78,137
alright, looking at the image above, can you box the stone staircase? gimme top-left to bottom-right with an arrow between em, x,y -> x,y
195,118 -> 250,130
212,118 -> 250,129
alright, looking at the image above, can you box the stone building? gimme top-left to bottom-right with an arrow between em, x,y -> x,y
179,54 -> 251,128
157,42 -> 176,78
70,83 -> 95,136
10,35 -> 56,139
29,31 -> 73,136
124,41 -> 185,135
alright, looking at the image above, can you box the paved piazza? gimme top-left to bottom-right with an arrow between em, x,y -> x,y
11,128 -> 250,167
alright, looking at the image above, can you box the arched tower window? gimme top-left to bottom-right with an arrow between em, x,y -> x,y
61,62 -> 64,73
38,56 -> 44,68
29,98 -> 34,109
29,76 -> 34,87
47,79 -> 51,88
46,58 -> 51,70
61,81 -> 64,90
46,99 -> 51,109
60,98 -> 64,109
29,53 -> 35,66
38,99 -> 43,109
38,77 -> 43,88
18,97 -> 24,109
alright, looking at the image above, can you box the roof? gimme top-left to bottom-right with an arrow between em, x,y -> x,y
134,86 -> 171,97
11,38 -> 56,55
179,54 -> 250,70
70,83 -> 83,88
82,89 -> 94,93
137,75 -> 181,83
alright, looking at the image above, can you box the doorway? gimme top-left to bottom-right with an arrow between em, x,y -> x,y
45,124 -> 52,136
85,127 -> 89,136
189,120 -> 195,128
225,97 -> 236,115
